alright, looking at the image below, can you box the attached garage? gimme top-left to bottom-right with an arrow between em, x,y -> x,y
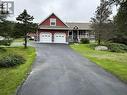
54,33 -> 66,43
40,32 -> 52,43
38,13 -> 69,44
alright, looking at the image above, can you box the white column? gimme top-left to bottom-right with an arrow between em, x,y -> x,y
78,30 -> 79,42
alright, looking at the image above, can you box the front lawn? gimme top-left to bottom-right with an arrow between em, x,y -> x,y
70,44 -> 127,83
0,47 -> 36,95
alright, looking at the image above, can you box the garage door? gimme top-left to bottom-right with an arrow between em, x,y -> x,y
54,33 -> 66,43
40,32 -> 52,43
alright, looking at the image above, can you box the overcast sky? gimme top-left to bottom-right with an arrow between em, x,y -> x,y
6,0 -> 116,23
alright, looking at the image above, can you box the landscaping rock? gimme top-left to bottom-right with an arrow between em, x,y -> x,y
74,43 -> 79,45
95,46 -> 108,51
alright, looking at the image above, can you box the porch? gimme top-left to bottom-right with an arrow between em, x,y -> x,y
68,30 -> 94,42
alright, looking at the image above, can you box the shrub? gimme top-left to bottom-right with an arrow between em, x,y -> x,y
105,43 -> 127,53
0,39 -> 13,46
0,53 -> 26,67
80,38 -> 90,44
0,47 -> 6,52
89,43 -> 97,49
111,37 -> 127,45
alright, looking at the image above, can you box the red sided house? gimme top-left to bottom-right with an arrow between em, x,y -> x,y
37,13 -> 94,44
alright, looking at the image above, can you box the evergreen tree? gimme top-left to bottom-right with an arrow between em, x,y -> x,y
113,1 -> 127,44
16,9 -> 34,48
13,22 -> 38,38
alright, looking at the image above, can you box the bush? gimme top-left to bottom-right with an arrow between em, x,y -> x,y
111,36 -> 127,45
89,43 -> 97,49
105,43 -> 127,53
80,38 -> 90,44
0,39 -> 13,46
0,47 -> 6,52
0,53 -> 26,67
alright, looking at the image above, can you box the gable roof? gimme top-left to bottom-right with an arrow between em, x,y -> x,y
66,22 -> 92,30
39,13 -> 68,27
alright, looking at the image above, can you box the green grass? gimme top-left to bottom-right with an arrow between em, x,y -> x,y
0,47 -> 36,95
70,44 -> 127,83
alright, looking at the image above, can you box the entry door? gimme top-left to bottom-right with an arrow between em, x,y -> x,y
54,33 -> 66,43
40,32 -> 52,43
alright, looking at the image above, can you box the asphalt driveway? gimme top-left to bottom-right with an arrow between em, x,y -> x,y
17,44 -> 127,95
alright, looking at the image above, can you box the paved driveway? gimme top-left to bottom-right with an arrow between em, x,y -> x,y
17,44 -> 127,95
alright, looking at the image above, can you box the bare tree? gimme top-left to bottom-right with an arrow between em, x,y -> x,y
91,0 -> 112,45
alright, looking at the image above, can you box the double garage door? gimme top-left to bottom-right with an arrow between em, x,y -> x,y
40,32 -> 66,43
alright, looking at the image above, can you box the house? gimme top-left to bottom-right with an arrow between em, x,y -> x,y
37,13 -> 94,44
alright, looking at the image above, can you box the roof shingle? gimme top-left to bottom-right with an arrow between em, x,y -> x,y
66,22 -> 92,30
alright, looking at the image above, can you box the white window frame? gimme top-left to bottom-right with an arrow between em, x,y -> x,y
50,18 -> 56,26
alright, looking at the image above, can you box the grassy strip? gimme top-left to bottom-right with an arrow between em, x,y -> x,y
0,47 -> 36,95
70,44 -> 127,83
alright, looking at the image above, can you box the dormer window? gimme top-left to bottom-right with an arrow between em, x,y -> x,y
50,18 -> 56,26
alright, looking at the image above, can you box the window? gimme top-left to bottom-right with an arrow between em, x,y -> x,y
50,18 -> 56,26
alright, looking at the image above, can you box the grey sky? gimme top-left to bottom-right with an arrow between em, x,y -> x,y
7,0 -> 116,23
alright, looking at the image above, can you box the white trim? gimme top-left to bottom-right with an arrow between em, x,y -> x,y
38,13 -> 53,26
50,18 -> 56,26
53,13 -> 69,27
